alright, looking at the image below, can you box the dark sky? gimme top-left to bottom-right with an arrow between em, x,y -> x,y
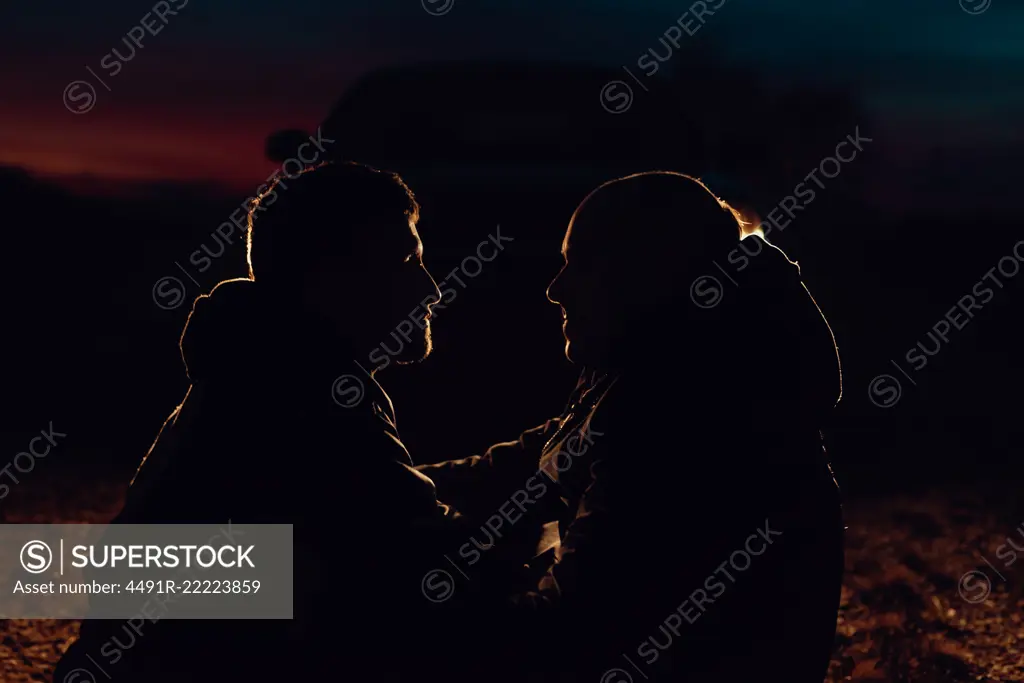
2,0 -> 1020,199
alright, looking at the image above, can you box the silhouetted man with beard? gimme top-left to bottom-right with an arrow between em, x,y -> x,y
420,172 -> 844,682
55,161 -> 462,682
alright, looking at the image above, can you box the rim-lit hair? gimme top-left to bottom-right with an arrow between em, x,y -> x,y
245,161 -> 420,282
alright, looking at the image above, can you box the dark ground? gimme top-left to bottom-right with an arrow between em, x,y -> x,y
1,466 -> 1021,683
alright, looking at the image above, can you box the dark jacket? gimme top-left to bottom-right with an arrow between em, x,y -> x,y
55,278 -> 464,682
422,237 -> 845,682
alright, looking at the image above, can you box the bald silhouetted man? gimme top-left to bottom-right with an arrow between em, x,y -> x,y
421,172 -> 844,683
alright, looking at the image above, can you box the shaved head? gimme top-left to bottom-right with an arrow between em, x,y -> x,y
547,171 -> 745,368
564,171 -> 743,264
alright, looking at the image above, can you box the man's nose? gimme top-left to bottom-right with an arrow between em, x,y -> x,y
422,266 -> 442,306
546,265 -> 566,305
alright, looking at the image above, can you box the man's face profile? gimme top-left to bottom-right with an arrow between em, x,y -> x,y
547,174 -> 748,370
546,212 -> 620,367
307,212 -> 441,365
388,218 -> 442,365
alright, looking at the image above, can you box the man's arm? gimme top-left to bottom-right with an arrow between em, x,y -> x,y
415,418 -> 561,518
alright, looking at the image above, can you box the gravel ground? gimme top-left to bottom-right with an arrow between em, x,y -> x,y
2,473 -> 1021,682
1,469 -> 125,683
828,488 -> 1024,682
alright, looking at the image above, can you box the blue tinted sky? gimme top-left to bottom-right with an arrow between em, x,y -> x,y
1,0 -> 1019,187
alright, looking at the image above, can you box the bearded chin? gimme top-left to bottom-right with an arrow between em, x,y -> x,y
396,321 -> 433,365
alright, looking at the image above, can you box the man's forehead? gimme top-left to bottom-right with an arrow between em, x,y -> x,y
562,215 -> 607,257
364,213 -> 419,244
